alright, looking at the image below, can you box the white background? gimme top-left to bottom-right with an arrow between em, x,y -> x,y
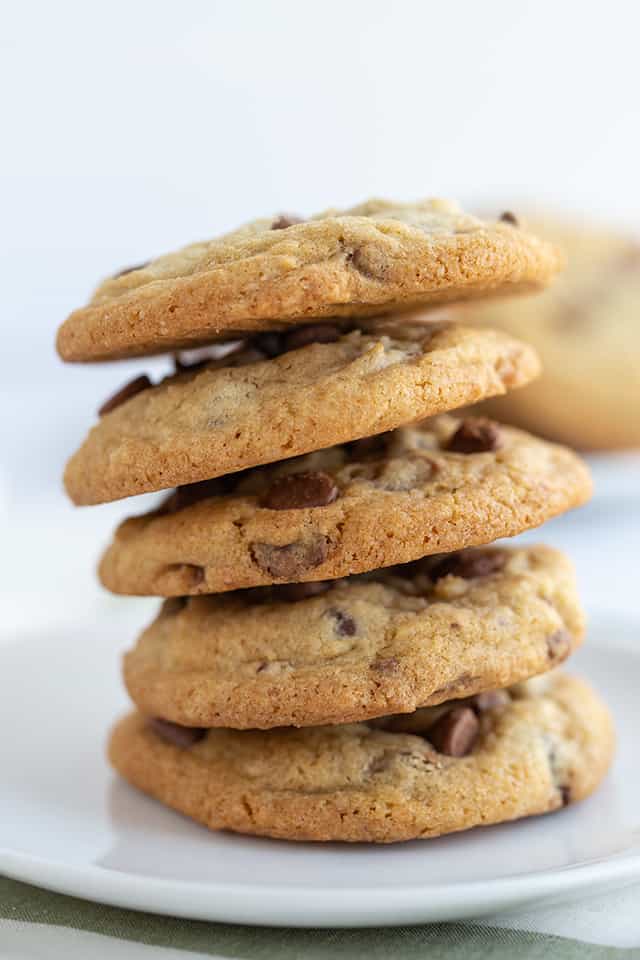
1,4 -> 640,947
1,0 -> 639,621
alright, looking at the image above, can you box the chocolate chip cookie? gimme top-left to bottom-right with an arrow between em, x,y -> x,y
56,198 -> 563,362
99,416 -> 591,595
464,214 -> 640,449
108,672 -> 614,843
123,545 -> 583,728
64,323 -> 540,505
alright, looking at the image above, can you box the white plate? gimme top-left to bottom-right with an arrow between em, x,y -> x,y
0,613 -> 638,928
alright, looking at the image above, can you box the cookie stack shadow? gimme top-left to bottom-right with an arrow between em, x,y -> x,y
57,198 -> 614,843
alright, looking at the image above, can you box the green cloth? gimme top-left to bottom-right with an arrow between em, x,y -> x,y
1,875 -> 637,958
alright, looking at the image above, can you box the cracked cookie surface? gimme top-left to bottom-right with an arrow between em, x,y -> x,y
123,545 -> 584,728
108,673 -> 614,843
64,323 -> 539,505
56,198 -> 563,362
99,415 -> 591,595
464,215 -> 640,449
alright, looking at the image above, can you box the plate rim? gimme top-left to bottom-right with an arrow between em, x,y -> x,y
2,843 -> 640,927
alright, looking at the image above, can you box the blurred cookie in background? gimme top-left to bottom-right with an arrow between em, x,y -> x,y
462,214 -> 640,450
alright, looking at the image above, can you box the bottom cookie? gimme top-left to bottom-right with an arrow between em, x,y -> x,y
109,673 -> 614,844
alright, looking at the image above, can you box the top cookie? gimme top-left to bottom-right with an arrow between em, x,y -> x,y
56,198 -> 563,362
63,322 -> 539,505
463,214 -> 640,450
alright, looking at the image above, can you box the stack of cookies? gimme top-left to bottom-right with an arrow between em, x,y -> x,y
57,199 -> 614,843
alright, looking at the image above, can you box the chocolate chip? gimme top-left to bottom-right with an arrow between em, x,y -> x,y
429,549 -> 507,582
253,332 -> 284,358
347,433 -> 392,459
371,657 -> 399,673
249,322 -> 348,361
281,324 -> 343,352
112,260 -> 150,278
276,581 -> 333,602
427,706 -> 479,757
472,689 -> 510,712
250,537 -> 329,579
161,478 -> 232,514
162,597 -> 188,615
246,580 -> 333,604
271,214 -> 304,230
546,629 -> 571,660
329,609 -> 357,637
446,418 -> 503,454
546,737 -> 575,810
98,375 -> 152,416
149,718 -> 206,748
368,711 -> 440,736
226,346 -> 269,367
261,471 -> 338,510
545,736 -> 563,792
499,211 -> 519,226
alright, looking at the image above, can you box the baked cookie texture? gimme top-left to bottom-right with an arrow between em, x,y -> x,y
123,545 -> 584,729
108,673 -> 614,843
99,415 -> 592,596
56,198 -> 564,362
64,323 -> 540,505
464,215 -> 640,450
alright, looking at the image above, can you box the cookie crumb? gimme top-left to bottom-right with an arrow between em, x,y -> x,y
262,472 -> 338,510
